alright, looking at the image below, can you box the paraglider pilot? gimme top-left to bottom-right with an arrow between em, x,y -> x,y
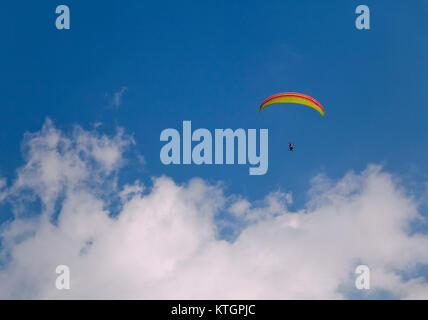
288,142 -> 295,151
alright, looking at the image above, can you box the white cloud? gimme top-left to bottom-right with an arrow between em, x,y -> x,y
0,120 -> 428,299
0,178 -> 7,202
111,87 -> 128,108
5,119 -> 133,217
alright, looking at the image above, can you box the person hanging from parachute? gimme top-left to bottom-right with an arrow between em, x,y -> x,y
259,92 -> 324,151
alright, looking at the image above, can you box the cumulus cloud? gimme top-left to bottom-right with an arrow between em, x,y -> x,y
0,120 -> 428,299
4,119 -> 133,217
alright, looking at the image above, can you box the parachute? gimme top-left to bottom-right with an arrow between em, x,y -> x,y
259,92 -> 324,117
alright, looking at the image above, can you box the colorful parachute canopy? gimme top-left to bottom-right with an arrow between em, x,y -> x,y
259,92 -> 324,117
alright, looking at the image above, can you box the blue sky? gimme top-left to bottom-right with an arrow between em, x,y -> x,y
0,1 -> 428,299
1,1 -> 427,204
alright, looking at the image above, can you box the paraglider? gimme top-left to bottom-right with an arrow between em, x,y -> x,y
259,92 -> 324,151
259,92 -> 324,117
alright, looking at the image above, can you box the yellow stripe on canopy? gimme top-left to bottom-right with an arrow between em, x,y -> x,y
260,96 -> 324,117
